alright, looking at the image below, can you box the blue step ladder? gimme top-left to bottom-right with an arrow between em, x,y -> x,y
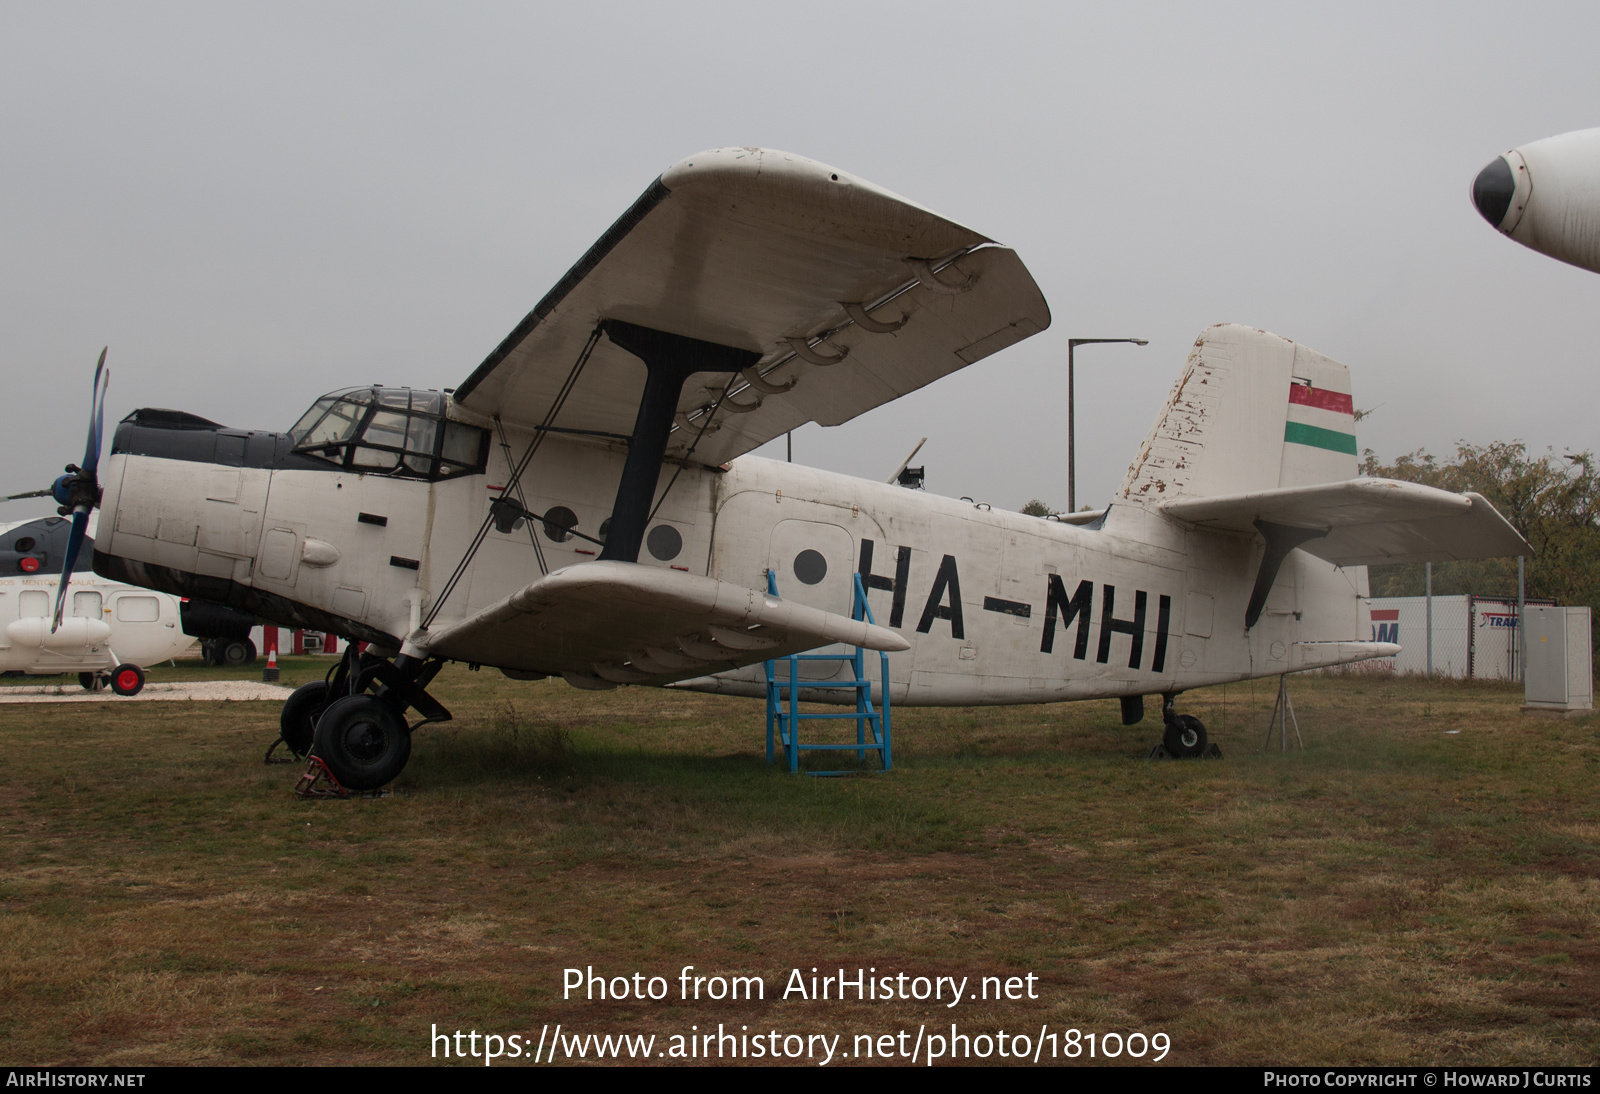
763,571 -> 892,775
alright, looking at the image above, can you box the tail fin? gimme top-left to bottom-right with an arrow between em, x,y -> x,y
1118,324 -> 1357,504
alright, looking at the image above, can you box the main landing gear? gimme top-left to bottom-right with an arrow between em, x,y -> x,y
1151,694 -> 1221,760
268,644 -> 451,791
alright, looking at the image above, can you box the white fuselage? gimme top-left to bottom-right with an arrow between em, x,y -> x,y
96,424 -> 1372,705
0,570 -> 193,676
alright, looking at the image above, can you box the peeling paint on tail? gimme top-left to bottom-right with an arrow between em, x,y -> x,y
1117,323 -> 1356,505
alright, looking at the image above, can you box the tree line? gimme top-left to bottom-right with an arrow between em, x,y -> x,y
1359,442 -> 1600,613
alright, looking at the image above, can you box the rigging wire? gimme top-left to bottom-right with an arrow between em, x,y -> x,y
646,385 -> 729,526
494,415 -> 549,577
423,325 -> 603,629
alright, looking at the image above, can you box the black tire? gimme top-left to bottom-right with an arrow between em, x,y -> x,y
79,672 -> 100,692
222,640 -> 251,666
314,694 -> 411,790
279,680 -> 329,758
1163,714 -> 1207,759
110,663 -> 146,697
242,638 -> 258,665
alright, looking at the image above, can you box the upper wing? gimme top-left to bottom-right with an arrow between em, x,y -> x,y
453,148 -> 1051,465
419,561 -> 908,686
1159,478 -> 1531,566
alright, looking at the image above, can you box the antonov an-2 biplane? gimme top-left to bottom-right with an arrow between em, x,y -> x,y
25,148 -> 1528,789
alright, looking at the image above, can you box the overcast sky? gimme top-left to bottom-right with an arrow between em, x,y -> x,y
4,2 -> 1597,521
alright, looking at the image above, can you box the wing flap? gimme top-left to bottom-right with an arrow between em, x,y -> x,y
1159,478 -> 1530,565
420,561 -> 909,685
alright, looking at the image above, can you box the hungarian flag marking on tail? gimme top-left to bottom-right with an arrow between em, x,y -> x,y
1285,383 -> 1357,455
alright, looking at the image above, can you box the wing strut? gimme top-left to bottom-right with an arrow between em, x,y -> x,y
1245,520 -> 1329,629
595,320 -> 759,564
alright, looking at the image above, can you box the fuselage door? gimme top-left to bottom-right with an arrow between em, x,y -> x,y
767,519 -> 856,681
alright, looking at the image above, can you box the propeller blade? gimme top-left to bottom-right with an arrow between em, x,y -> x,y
51,509 -> 91,632
4,489 -> 53,501
50,350 -> 109,633
82,348 -> 109,478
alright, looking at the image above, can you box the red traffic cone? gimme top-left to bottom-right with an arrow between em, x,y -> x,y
262,646 -> 280,683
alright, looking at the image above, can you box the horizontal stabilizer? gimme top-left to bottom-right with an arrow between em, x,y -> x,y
1160,478 -> 1530,566
1298,640 -> 1402,665
421,561 -> 908,686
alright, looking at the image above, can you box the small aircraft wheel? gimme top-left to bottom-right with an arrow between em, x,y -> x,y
242,638 -> 258,666
79,672 -> 102,692
1163,714 -> 1207,759
110,663 -> 146,697
222,640 -> 252,666
314,694 -> 411,791
279,680 -> 329,757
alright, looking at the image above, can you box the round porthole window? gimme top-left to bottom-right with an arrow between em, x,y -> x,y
598,518 -> 611,543
13,537 -> 36,553
793,549 -> 828,585
541,506 -> 578,543
646,524 -> 683,561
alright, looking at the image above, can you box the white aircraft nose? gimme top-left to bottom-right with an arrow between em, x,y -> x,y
1471,128 -> 1600,274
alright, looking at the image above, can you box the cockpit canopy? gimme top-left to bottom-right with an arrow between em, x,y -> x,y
288,387 -> 486,481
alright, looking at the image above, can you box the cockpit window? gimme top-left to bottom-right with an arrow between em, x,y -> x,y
287,386 -> 486,481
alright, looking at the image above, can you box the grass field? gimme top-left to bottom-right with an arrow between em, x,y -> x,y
1,659 -> 1596,1066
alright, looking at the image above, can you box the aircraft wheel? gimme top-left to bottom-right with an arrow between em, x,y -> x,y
1163,714 -> 1207,759
110,664 -> 146,697
279,680 -> 329,758
222,640 -> 252,667
242,638 -> 258,666
314,694 -> 411,791
79,672 -> 102,692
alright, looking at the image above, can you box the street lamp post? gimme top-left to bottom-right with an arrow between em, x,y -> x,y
1068,337 -> 1148,513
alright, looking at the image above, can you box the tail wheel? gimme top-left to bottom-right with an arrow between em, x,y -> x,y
1163,714 -> 1207,759
279,680 -> 329,757
110,663 -> 146,697
313,694 -> 411,790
